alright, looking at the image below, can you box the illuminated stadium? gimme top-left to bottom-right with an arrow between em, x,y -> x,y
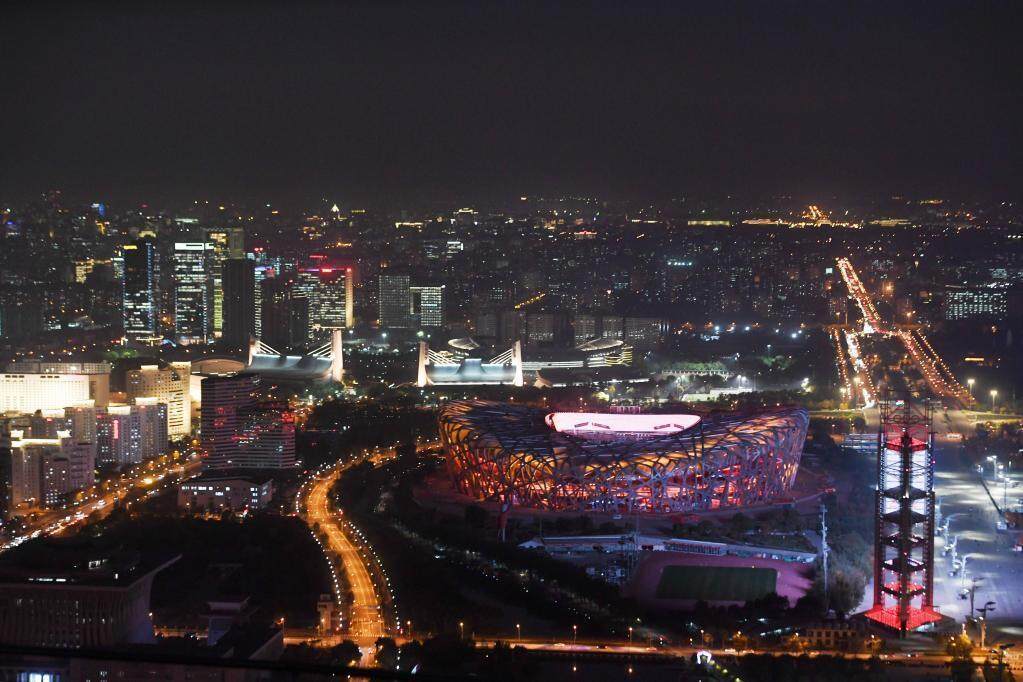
438,400 -> 809,514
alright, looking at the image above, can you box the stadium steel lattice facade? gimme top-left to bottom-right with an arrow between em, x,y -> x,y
438,400 -> 809,514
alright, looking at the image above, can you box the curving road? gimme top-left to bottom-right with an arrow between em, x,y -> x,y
305,461 -> 387,648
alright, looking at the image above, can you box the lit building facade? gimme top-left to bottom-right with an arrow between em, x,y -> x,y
178,472 -> 275,513
96,402 -> 167,466
203,227 -> 245,338
294,263 -> 355,341
0,362 -> 111,413
0,552 -> 178,648
411,285 -> 445,327
439,400 -> 808,514
121,239 -> 159,343
126,362 -> 191,436
200,374 -> 295,470
173,242 -> 214,344
943,283 -> 1008,320
253,264 -> 276,338
378,273 -> 412,328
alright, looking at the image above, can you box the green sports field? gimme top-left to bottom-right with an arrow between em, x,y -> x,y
654,565 -> 777,602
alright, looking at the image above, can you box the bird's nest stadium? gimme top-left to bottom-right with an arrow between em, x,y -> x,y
438,400 -> 809,514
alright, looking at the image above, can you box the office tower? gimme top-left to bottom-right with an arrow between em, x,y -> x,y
260,277 -> 308,350
0,362 -> 111,413
173,242 -> 214,344
96,402 -> 168,466
121,238 -> 160,343
200,374 -> 294,470
222,258 -> 256,347
126,362 -> 191,436
294,263 -> 354,342
201,374 -> 259,470
202,227 -> 245,338
943,283 -> 1009,320
411,285 -> 445,328
601,315 -> 624,340
624,316 -> 667,347
573,314 -> 598,345
378,273 -> 412,328
475,311 -> 498,344
253,265 -> 276,338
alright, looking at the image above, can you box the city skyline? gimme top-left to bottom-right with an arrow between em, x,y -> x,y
3,2 -> 1023,678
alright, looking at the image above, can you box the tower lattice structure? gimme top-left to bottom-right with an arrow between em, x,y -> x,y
865,395 -> 941,635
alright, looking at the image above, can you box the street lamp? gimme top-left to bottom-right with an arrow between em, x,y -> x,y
991,389 -> 998,412
979,601 -> 996,648
628,626 -> 633,645
459,621 -> 464,640
967,378 -> 975,400
516,623 -> 521,642
573,624 -> 578,644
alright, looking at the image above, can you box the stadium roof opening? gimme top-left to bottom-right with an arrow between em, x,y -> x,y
546,412 -> 701,441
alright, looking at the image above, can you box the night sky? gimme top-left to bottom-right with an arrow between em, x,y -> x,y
2,2 -> 1021,204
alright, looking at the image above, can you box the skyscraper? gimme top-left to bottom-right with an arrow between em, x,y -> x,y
411,284 -> 445,328
222,258 -> 256,347
253,264 -> 276,339
378,273 -> 412,329
203,227 -> 245,338
173,242 -> 214,344
294,263 -> 354,342
200,374 -> 258,470
122,239 -> 159,343
260,277 -> 308,350
200,374 -> 294,470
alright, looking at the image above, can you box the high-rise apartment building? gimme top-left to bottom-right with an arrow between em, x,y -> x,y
200,374 -> 294,470
7,431 -> 93,511
200,374 -> 259,469
174,242 -> 214,344
222,258 -> 256,347
411,285 -> 445,328
96,402 -> 167,466
378,273 -> 412,328
121,239 -> 159,343
125,362 -> 191,436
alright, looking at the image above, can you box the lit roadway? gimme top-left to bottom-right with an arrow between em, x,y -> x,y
305,461 -> 387,649
1,453 -> 203,554
835,257 -> 972,407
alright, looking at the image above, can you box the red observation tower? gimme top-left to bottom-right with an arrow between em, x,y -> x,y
864,396 -> 941,635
